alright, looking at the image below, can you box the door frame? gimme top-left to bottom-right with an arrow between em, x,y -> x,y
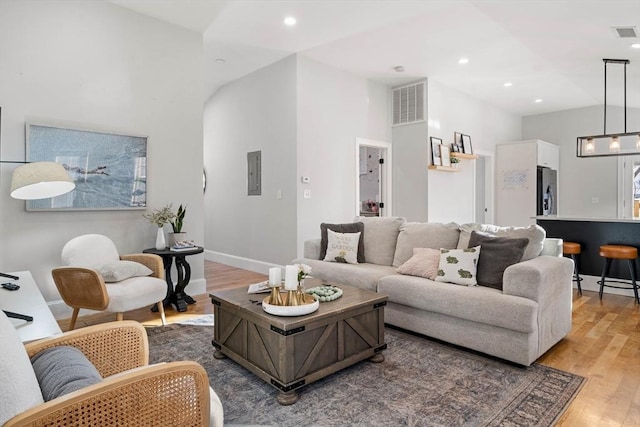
473,149 -> 495,224
617,155 -> 640,218
355,138 -> 392,217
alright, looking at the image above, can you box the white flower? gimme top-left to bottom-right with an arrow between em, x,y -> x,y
295,263 -> 312,281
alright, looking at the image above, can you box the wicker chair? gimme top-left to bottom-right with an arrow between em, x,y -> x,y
52,234 -> 167,329
0,314 -> 223,426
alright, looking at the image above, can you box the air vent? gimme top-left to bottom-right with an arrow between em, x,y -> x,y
392,82 -> 425,126
612,26 -> 639,38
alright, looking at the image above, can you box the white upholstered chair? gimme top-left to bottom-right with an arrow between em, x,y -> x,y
52,234 -> 167,329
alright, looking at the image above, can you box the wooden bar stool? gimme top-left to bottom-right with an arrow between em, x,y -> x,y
598,244 -> 640,303
562,241 -> 583,295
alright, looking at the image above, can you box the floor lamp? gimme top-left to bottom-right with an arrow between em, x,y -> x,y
1,161 -> 75,321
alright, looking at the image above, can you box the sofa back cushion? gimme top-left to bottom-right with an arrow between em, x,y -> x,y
457,223 -> 545,261
354,216 -> 406,266
0,311 -> 45,425
392,222 -> 461,267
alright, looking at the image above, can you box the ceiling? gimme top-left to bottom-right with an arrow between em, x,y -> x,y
110,0 -> 640,117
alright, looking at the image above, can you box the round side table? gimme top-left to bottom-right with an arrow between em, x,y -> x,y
143,246 -> 204,312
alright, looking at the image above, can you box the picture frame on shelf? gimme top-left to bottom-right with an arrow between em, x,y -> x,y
453,132 -> 463,152
461,134 -> 473,154
451,142 -> 460,152
430,137 -> 442,166
441,144 -> 451,167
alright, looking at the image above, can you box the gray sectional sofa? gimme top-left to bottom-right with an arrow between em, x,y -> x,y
294,217 -> 573,366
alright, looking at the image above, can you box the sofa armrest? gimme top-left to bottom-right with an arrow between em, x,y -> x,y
304,239 -> 321,260
503,256 -> 573,303
4,361 -> 211,427
540,238 -> 563,257
24,321 -> 148,378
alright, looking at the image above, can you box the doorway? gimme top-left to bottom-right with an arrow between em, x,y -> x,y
617,155 -> 640,218
474,152 -> 494,224
355,138 -> 392,217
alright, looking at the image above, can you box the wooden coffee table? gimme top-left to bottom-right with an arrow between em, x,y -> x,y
210,279 -> 387,405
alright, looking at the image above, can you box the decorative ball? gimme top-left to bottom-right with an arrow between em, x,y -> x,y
305,285 -> 343,302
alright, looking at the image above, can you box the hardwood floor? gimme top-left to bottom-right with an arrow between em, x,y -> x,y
57,261 -> 640,426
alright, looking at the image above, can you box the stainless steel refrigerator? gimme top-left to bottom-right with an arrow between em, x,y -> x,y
537,166 -> 557,216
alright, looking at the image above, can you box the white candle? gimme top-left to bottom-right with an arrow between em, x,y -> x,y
284,265 -> 298,290
268,267 -> 281,287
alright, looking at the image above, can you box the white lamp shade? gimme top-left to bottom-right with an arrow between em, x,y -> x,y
10,162 -> 75,200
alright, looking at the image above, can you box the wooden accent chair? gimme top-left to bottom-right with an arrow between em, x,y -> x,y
0,313 -> 223,426
52,234 -> 167,329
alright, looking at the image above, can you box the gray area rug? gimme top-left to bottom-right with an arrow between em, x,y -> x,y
147,324 -> 584,427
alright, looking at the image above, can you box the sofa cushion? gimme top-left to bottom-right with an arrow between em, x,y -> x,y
105,276 -> 167,312
99,260 -> 153,283
320,222 -> 365,263
392,222 -> 461,267
396,248 -> 440,280
435,247 -> 480,286
377,275 -> 537,333
457,223 -> 545,261
469,231 -> 529,290
31,346 -> 102,401
295,258 -> 397,292
323,230 -> 361,264
354,216 -> 406,266
0,311 -> 45,425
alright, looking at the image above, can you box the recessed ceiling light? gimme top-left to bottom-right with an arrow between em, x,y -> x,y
394,65 -> 405,72
632,43 -> 640,49
284,16 -> 296,26
458,58 -> 469,65
215,58 -> 226,64
534,99 -> 543,103
503,82 -> 513,87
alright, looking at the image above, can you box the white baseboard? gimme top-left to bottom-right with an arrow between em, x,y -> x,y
48,278 -> 207,321
204,249 -> 282,274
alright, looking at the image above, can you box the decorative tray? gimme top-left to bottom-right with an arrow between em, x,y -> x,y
262,294 -> 319,317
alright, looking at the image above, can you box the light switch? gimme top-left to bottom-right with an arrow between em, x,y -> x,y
591,197 -> 599,204
277,190 -> 282,199
301,176 -> 310,183
303,189 -> 311,199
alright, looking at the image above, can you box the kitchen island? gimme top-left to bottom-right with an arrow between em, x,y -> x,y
536,216 -> 640,280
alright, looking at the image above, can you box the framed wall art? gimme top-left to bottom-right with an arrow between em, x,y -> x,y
461,134 -> 473,154
26,122 -> 147,211
441,144 -> 451,167
453,132 -> 463,153
430,137 -> 443,166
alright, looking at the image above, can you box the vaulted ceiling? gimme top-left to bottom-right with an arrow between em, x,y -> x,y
110,0 -> 640,117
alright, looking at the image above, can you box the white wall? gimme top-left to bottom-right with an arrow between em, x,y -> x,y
296,55 -> 391,256
427,80 -> 521,224
203,55 -> 298,269
0,0 -> 205,314
523,105 -> 640,217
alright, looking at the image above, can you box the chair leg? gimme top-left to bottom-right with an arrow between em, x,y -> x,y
116,312 -> 124,321
69,308 -> 80,330
627,259 -> 640,304
599,258 -> 612,300
571,254 -> 582,296
157,301 -> 167,326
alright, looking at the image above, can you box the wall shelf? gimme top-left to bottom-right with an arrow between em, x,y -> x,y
428,165 -> 460,172
451,152 -> 478,160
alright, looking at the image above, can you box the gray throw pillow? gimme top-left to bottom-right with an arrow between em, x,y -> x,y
468,230 -> 529,290
31,346 -> 102,401
320,222 -> 365,263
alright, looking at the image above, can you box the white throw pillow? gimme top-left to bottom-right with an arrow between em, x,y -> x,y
98,260 -> 153,283
323,229 -> 361,264
434,246 -> 481,286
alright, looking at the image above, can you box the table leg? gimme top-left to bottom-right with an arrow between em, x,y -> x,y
276,391 -> 299,406
369,353 -> 385,363
151,255 -> 175,313
175,256 -> 196,305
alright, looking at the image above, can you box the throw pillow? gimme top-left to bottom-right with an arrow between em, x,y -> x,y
354,216 -> 406,266
392,222 -> 461,267
434,246 -> 481,286
457,223 -> 545,261
468,231 -> 529,290
323,229 -> 361,264
31,346 -> 102,401
320,222 -> 365,263
396,248 -> 441,280
98,260 -> 153,283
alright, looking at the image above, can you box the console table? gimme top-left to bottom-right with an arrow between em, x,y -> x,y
143,246 -> 204,312
0,271 -> 62,342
